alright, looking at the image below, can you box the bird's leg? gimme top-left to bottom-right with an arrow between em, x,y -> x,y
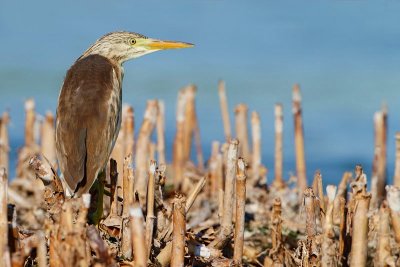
88,170 -> 105,225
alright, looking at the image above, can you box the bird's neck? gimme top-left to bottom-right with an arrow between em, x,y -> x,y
78,43 -> 127,65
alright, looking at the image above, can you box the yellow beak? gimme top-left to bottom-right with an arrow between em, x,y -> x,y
146,39 -> 194,50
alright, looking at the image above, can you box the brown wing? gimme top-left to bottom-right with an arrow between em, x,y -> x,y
56,54 -> 122,196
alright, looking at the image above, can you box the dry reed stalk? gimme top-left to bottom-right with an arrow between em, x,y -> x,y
338,197 -> 347,262
394,133 -> 400,187
156,100 -> 166,165
41,111 -> 57,169
145,161 -> 156,259
303,188 -> 317,238
171,194 -> 186,267
321,185 -> 337,267
374,201 -> 396,267
193,115 -> 204,171
210,139 -> 238,249
386,185 -> 400,244
124,105 -> 135,159
110,121 -> 125,186
162,176 -> 207,241
25,98 -> 36,147
209,141 -> 220,195
0,112 -> 10,173
233,158 -> 246,264
135,100 -> 158,204
218,80 -> 232,142
349,191 -> 371,266
333,172 -> 350,225
235,104 -> 250,161
36,231 -> 47,267
251,111 -> 261,184
270,198 -> 283,265
121,155 -> 134,259
130,205 -> 147,267
156,241 -> 173,267
273,104 -> 285,189
183,85 -> 196,162
312,171 -> 326,216
371,109 -> 388,208
0,168 -> 11,267
173,90 -> 187,188
292,84 -> 307,192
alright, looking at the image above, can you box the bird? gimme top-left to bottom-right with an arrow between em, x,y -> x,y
55,31 -> 193,219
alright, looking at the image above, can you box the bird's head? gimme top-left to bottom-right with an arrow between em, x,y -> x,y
78,31 -> 194,64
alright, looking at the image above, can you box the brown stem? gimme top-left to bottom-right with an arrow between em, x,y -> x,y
235,104 -> 250,161
0,112 -> 10,173
293,84 -> 307,192
321,185 -> 337,267
25,98 -> 36,147
394,133 -> 400,187
374,201 -> 396,266
135,100 -> 158,204
273,104 -> 285,188
173,90 -> 187,188
156,100 -> 166,165
145,161 -> 156,259
386,185 -> 400,245
350,191 -> 371,267
124,105 -> 135,159
0,168 -> 11,267
233,158 -> 246,264
171,194 -> 186,267
41,111 -> 57,170
251,111 -> 261,184
218,80 -> 232,142
130,205 -> 147,267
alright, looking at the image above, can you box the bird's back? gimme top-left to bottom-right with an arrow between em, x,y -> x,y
56,54 -> 123,195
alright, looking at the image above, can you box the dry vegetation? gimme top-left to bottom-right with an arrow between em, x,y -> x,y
0,82 -> 399,266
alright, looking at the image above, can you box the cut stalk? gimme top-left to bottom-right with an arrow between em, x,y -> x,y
145,161 -> 157,259
235,104 -> 250,161
386,185 -> 400,244
273,104 -> 285,188
233,158 -> 246,264
251,111 -> 261,184
171,194 -> 186,267
130,205 -> 147,267
292,84 -> 307,192
218,80 -> 231,142
394,133 -> 400,187
0,112 -> 10,173
156,100 -> 166,165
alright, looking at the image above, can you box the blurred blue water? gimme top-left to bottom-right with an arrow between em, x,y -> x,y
1,1 -> 400,184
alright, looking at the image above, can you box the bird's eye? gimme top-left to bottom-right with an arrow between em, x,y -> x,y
129,38 -> 136,45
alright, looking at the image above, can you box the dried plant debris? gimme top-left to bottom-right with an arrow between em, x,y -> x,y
0,83 -> 399,266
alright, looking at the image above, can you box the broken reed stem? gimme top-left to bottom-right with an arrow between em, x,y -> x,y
193,115 -> 204,171
122,154 -> 134,216
173,90 -> 187,188
333,172 -> 350,225
394,133 -> 400,187
251,111 -> 261,183
374,201 -> 396,266
183,85 -> 196,162
130,205 -> 147,267
209,141 -> 221,196
171,194 -> 186,267
273,104 -> 284,188
124,105 -> 135,159
271,198 -> 283,265
215,139 -> 239,248
235,104 -> 250,161
109,159 -> 119,217
37,231 -> 47,267
386,185 -> 400,244
350,191 -> 371,267
338,197 -> 347,261
312,171 -> 325,217
233,158 -> 246,265
0,112 -> 10,173
145,161 -> 156,259
41,111 -> 57,169
218,80 -> 232,142
321,185 -> 337,267
371,109 -> 388,207
156,100 -> 166,165
25,98 -> 36,147
135,100 -> 158,204
292,84 -> 307,192
303,188 -> 317,238
0,168 -> 11,267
